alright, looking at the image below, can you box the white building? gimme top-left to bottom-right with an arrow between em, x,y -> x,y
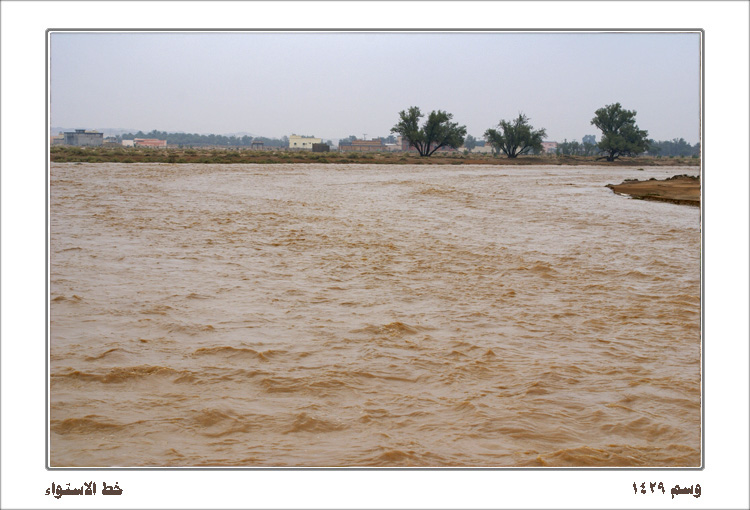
469,145 -> 494,154
289,134 -> 321,150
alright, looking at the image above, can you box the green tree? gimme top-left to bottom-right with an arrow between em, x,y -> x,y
391,106 -> 467,157
463,134 -> 478,150
581,134 -> 598,156
484,113 -> 546,158
557,139 -> 583,156
646,137 -> 696,157
591,103 -> 649,161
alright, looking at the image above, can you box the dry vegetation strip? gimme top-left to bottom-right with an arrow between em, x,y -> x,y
50,146 -> 700,167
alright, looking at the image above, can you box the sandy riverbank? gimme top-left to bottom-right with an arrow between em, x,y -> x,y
607,175 -> 700,206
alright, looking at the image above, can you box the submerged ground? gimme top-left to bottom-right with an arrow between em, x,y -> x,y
50,163 -> 701,467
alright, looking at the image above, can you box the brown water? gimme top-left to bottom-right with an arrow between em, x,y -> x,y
49,162 -> 701,467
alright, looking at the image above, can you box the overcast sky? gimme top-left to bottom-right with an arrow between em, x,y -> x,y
50,31 -> 700,143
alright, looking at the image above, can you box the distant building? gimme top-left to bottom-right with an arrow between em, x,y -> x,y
63,129 -> 103,147
122,139 -> 135,147
250,140 -> 264,150
134,138 -> 167,148
289,135 -> 321,150
103,137 -> 120,147
50,133 -> 65,146
541,141 -> 558,154
339,138 -> 385,152
470,145 -> 494,154
312,143 -> 330,152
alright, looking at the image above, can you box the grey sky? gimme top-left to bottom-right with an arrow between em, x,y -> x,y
50,31 -> 700,143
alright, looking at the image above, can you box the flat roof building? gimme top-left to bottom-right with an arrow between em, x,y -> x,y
134,138 -> 167,148
63,129 -> 103,147
339,139 -> 385,152
289,135 -> 321,150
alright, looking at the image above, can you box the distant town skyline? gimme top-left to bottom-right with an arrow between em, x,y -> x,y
50,31 -> 701,145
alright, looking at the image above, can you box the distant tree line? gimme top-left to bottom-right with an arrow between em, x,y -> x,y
338,134 -> 397,145
120,130 -> 290,147
555,134 -> 600,156
461,135 -> 486,150
645,138 -> 700,157
557,136 -> 699,158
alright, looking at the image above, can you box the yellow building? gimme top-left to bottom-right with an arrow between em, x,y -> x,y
289,134 -> 321,150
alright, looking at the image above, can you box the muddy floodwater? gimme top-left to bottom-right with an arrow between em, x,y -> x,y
49,162 -> 701,467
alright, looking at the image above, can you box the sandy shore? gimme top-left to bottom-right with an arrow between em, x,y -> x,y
607,175 -> 700,206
